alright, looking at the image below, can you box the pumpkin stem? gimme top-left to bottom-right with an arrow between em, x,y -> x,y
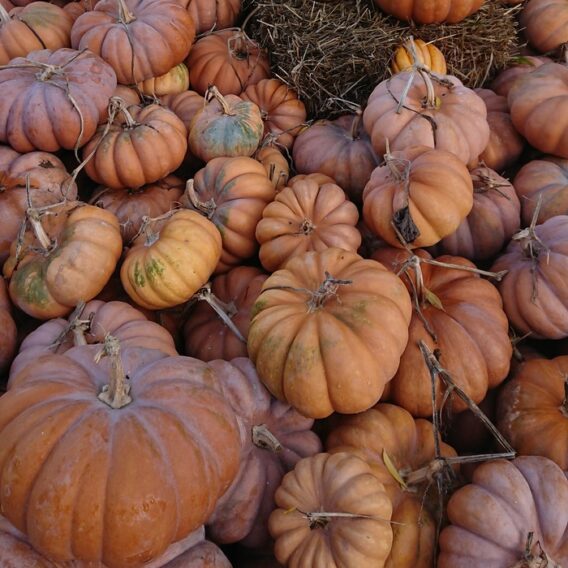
128,210 -> 178,246
116,0 -> 136,24
185,179 -> 217,219
294,509 -> 396,530
471,169 -> 512,200
252,424 -> 282,453
510,532 -> 562,568
108,96 -> 139,129
27,208 -> 53,251
48,301 -> 89,351
307,272 -> 352,312
0,3 -> 11,24
561,375 -> 568,417
299,218 -> 315,235
349,109 -> 362,140
96,335 -> 132,409
205,86 -> 235,116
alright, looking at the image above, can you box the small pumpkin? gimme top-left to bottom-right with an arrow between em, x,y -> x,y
521,0 -> 568,53
188,87 -> 263,162
374,0 -> 485,24
269,452 -> 394,568
248,248 -> 413,419
0,278 -> 16,376
391,38 -> 447,74
256,177 -> 361,272
136,63 -> 190,97
120,209 -> 222,310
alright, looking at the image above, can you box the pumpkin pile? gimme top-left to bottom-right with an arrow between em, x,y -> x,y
0,1 -> 568,567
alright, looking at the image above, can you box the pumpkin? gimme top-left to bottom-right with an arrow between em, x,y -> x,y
136,63 -> 190,97
120,209 -> 222,310
184,0 -> 241,35
3,202 -> 122,320
521,0 -> 568,53
63,0 -> 98,22
490,55 -> 551,97
241,78 -> 307,149
187,29 -> 270,96
0,145 -> 77,264
89,175 -> 184,243
10,299 -> 178,378
438,456 -> 568,567
71,0 -> 195,84
372,247 -> 512,416
0,277 -> 16,375
256,177 -> 361,272
0,1 -> 73,65
326,402 -> 458,568
391,38 -> 447,74
160,89 -> 205,132
83,100 -> 188,190
514,156 -> 568,226
292,113 -> 380,205
475,87 -> 524,172
188,87 -> 263,162
362,145 -> 473,249
206,358 -> 322,547
430,166 -> 521,261
255,144 -> 289,190
183,156 -> 275,273
183,266 -> 267,362
0,341 -> 241,567
269,452 -> 394,568
491,215 -> 568,339
248,248 -> 413,419
374,0 -> 484,23
0,48 -> 116,152
111,84 -> 141,107
508,62 -> 568,159
363,70 -> 490,168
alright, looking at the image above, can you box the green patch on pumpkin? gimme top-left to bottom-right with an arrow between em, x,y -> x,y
145,258 -> 165,283
133,261 -> 146,287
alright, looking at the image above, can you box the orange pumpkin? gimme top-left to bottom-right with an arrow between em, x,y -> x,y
391,38 -> 447,74
0,278 -> 16,375
255,144 -> 289,190
63,0 -> 97,22
248,248 -> 413,419
160,89 -> 205,132
374,0 -> 485,23
521,0 -> 568,53
490,55 -> 551,97
185,0 -> 241,34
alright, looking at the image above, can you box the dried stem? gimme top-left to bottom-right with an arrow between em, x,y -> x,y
96,335 -> 132,409
510,532 -> 561,568
49,301 -> 89,351
205,85 -> 234,116
293,509 -> 403,530
116,0 -> 136,24
0,3 -> 11,23
252,424 -> 282,453
185,180 -> 216,219
349,109 -> 362,140
27,208 -> 52,251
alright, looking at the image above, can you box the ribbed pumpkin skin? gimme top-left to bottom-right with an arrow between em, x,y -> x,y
0,48 -> 117,153
255,145 -> 289,190
206,358 -> 323,547
0,146 -> 77,264
497,356 -> 568,472
248,248 -> 413,419
363,72 -> 489,168
0,2 -> 73,65
137,63 -> 190,97
269,452 -> 394,568
183,266 -> 267,362
63,0 -> 97,22
508,63 -> 568,159
514,156 -> 568,226
83,104 -> 188,190
372,248 -> 512,417
0,350 -> 241,568
256,178 -> 361,272
362,146 -> 473,249
491,215 -> 568,339
120,210 -> 222,310
71,0 -> 196,84
521,0 -> 568,53
326,403 -> 458,568
490,55 -> 551,97
187,29 -> 270,96
4,204 -> 122,320
292,114 -> 380,204
374,0 -> 485,23
186,0 -> 241,34
160,90 -> 205,132
0,278 -> 16,375
391,39 -> 447,74
438,457 -> 568,567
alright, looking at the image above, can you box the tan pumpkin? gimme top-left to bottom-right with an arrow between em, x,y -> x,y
362,145 -> 474,249
136,63 -> 190,97
374,0 -> 485,24
248,248 -> 413,419
391,38 -> 447,74
187,29 -> 270,96
241,78 -> 307,149
269,452 -> 394,568
183,266 -> 267,362
521,0 -> 568,53
0,278 -> 16,375
256,177 -> 361,272
363,70 -> 490,168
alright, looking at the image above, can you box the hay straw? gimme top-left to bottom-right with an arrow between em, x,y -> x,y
243,0 -> 522,118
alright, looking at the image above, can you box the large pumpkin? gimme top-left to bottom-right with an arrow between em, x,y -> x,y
497,356 -> 568,472
0,344 -> 241,567
256,177 -> 361,272
292,113 -> 380,205
3,203 -> 122,320
0,1 -> 73,65
521,0 -> 568,53
362,145 -> 473,249
269,452 -> 394,568
491,215 -> 568,339
206,358 -> 323,547
373,0 -> 484,24
438,457 -> 568,567
0,48 -> 116,152
363,70 -> 490,168
326,402 -> 458,568
0,277 -> 16,376
183,156 -> 275,273
183,266 -> 267,362
372,247 -> 512,416
120,209 -> 222,310
248,248 -> 413,419
71,0 -> 195,84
